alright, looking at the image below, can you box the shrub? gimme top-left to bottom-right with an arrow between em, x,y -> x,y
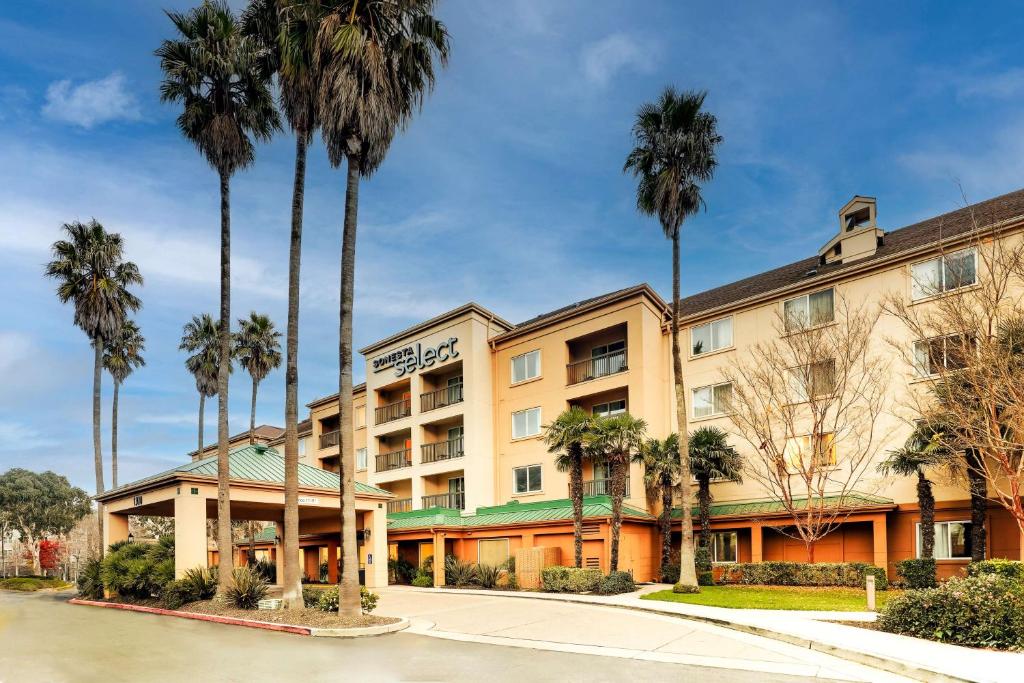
896,558 -> 936,589
181,566 -> 218,600
308,585 -> 379,613
225,566 -> 269,609
660,563 -> 680,584
717,561 -> 887,590
445,556 -> 477,587
77,558 -> 104,599
315,586 -> 339,611
476,564 -> 500,589
302,585 -> 324,607
361,586 -> 378,613
249,558 -> 277,584
698,571 -> 715,586
541,566 -> 602,593
412,575 -> 433,588
389,557 -> 417,584
878,574 -> 1024,649
598,571 -> 635,595
694,545 -> 712,573
161,579 -> 200,610
100,540 -> 176,601
967,559 -> 1024,584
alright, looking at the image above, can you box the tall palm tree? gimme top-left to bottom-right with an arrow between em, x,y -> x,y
45,220 -> 143,554
315,0 -> 449,617
103,320 -> 146,489
688,426 -> 742,553
544,407 -> 596,568
241,0 -> 322,611
878,424 -> 948,561
180,314 -> 226,457
624,87 -> 722,591
634,433 -> 680,580
234,312 -> 282,444
158,0 -> 280,592
586,413 -> 647,572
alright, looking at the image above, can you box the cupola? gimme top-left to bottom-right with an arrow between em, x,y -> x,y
817,196 -> 884,265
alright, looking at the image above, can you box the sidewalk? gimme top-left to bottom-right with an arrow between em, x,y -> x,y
386,584 -> 1023,683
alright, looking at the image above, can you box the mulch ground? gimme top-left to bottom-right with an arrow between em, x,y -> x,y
181,600 -> 398,629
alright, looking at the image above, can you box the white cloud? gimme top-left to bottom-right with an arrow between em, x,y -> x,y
580,33 -> 656,87
0,421 -> 59,450
42,72 -> 141,129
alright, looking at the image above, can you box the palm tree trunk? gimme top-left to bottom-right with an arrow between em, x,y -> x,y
216,168 -> 234,594
918,471 -> 935,559
569,447 -> 583,568
93,339 -> 105,557
198,393 -> 205,458
282,134 -> 308,609
609,456 -> 625,572
966,448 -> 987,561
660,477 -> 672,577
111,380 -> 120,489
671,230 -> 697,590
338,155 -> 361,617
698,478 -> 711,549
249,376 -> 258,445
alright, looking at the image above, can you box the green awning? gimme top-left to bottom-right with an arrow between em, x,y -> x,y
672,492 -> 894,519
387,495 -> 654,531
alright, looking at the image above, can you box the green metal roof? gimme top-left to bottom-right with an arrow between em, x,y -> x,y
239,524 -> 278,544
672,492 -> 894,519
99,444 -> 392,499
387,495 -> 654,531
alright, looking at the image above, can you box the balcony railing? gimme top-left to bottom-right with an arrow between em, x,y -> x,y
420,382 -> 464,412
375,448 -> 412,472
421,436 -> 465,464
375,398 -> 411,425
319,429 -> 339,450
567,348 -> 627,385
422,492 -> 465,510
387,498 -> 413,514
579,477 -> 630,498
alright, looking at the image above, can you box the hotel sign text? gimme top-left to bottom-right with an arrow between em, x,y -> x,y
373,337 -> 459,377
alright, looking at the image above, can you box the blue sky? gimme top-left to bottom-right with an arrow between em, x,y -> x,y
3,1 -> 1024,493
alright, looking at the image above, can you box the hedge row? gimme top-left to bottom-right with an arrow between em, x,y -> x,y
717,561 -> 888,590
540,566 -> 636,595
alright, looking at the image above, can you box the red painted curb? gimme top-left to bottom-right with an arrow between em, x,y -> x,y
67,598 -> 311,636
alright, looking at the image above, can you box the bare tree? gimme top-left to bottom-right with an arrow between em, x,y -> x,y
723,296 -> 890,561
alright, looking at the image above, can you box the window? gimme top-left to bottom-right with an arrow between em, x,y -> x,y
511,350 -> 541,383
917,521 -> 972,560
478,538 -> 510,567
788,359 -> 836,402
913,334 -> 973,377
592,340 -> 626,357
512,407 -> 542,439
711,531 -> 738,563
355,407 -> 367,429
911,248 -> 977,301
514,464 -> 542,494
589,340 -> 627,377
593,399 -> 626,417
691,317 -> 733,356
356,447 -> 368,471
783,432 -> 836,469
783,288 -> 834,331
298,439 -> 306,457
692,382 -> 733,418
844,207 -> 870,231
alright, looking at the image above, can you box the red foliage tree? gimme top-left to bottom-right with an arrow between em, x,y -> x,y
38,540 -> 62,571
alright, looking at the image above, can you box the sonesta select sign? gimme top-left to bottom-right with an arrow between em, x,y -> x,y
372,337 -> 459,377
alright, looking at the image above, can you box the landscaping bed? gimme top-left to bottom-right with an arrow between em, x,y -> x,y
0,577 -> 74,592
181,599 -> 397,629
642,585 -> 893,611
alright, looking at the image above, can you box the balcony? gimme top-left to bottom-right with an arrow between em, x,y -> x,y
579,477 -> 630,497
319,430 -> 339,450
375,448 -> 412,472
420,382 -> 464,412
387,498 -> 413,514
421,436 -> 464,464
375,398 -> 411,425
422,491 -> 465,510
567,348 -> 627,385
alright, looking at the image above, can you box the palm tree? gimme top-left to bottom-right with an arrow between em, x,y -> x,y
241,0 -> 322,612
158,0 -> 280,592
45,219 -> 143,554
878,424 -> 948,561
234,312 -> 283,444
586,413 -> 647,572
314,0 -> 449,617
624,87 -> 722,591
180,314 -> 226,457
688,426 -> 742,553
103,320 -> 146,489
544,407 -> 596,568
634,434 -> 680,579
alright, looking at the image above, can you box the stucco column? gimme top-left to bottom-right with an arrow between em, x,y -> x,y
750,523 -> 763,563
361,509 -> 388,589
432,530 -> 446,587
103,509 -> 129,551
411,475 -> 426,511
872,514 -> 888,571
174,493 -> 207,578
327,540 -> 339,583
274,516 -> 285,586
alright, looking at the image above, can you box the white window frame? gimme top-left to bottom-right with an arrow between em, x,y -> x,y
691,382 -> 733,419
511,349 -> 541,384
783,432 -> 837,470
783,288 -> 835,332
787,359 -> 836,403
512,407 -> 542,439
916,520 -> 973,560
912,334 -> 973,377
356,447 -> 368,471
910,248 -> 978,301
513,464 -> 543,494
710,531 -> 738,564
592,399 -> 627,417
690,316 -> 733,357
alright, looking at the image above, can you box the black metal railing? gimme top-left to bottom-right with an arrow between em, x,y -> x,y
375,399 -> 411,425
580,477 -> 630,497
421,436 -> 465,464
567,348 -> 627,385
422,492 -> 465,510
375,448 -> 412,472
420,382 -> 464,412
319,430 -> 339,449
387,498 -> 413,514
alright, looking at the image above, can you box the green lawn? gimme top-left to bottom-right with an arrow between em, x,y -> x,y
0,577 -> 74,592
641,585 -> 895,611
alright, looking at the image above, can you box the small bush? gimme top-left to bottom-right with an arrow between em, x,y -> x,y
694,545 -> 712,573
896,558 -> 936,589
445,556 -> 477,587
698,571 -> 715,586
77,558 -> 104,599
717,561 -> 887,590
660,563 -> 680,584
598,571 -> 635,595
672,582 -> 700,594
541,566 -> 602,593
361,586 -> 378,613
249,558 -> 277,584
225,566 -> 269,609
161,579 -> 199,610
412,575 -> 433,588
181,566 -> 218,599
308,585 -> 379,613
302,585 -> 325,607
100,541 -> 173,601
389,557 -> 417,584
476,564 -> 500,589
967,559 -> 1024,583
878,574 -> 1024,649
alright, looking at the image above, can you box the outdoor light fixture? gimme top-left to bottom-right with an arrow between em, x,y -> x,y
364,528 -> 371,540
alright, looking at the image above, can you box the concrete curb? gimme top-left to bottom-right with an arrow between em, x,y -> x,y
68,598 -> 407,639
